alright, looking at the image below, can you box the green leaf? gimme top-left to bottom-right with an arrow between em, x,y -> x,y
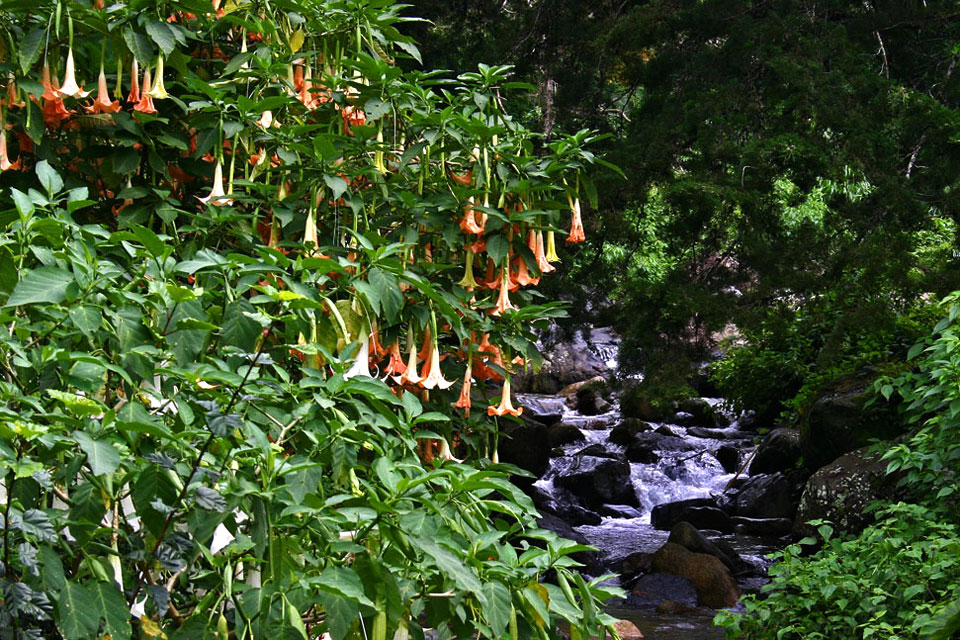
145,21 -> 177,55
6,267 -> 74,306
369,268 -> 403,322
10,188 -> 34,217
324,174 -> 349,200
19,26 -> 44,75
57,581 -> 100,640
486,234 -> 510,265
415,537 -> 483,595
36,160 -> 63,196
482,582 -> 512,637
47,389 -> 106,417
314,567 -> 376,608
133,224 -> 165,257
73,431 -> 122,476
92,581 -> 132,640
123,27 -> 155,66
923,596 -> 960,640
69,305 -> 103,338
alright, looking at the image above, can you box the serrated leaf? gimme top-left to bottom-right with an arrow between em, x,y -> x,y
74,431 -> 122,476
6,267 -> 74,306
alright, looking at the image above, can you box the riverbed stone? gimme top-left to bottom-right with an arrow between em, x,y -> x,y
800,367 -> 902,470
793,447 -> 898,538
734,472 -> 805,520
714,445 -> 740,473
574,443 -> 620,459
750,428 -> 801,475
650,497 -> 718,530
651,543 -> 741,608
625,441 -> 660,464
556,456 -> 639,508
598,504 -> 643,519
667,521 -> 737,571
548,422 -> 586,448
609,419 -> 653,445
732,517 -> 793,536
628,573 -> 699,609
497,421 -> 549,488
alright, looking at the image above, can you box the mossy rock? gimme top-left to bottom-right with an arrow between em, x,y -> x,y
798,367 -> 903,470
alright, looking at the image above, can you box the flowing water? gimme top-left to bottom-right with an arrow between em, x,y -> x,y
519,393 -> 782,639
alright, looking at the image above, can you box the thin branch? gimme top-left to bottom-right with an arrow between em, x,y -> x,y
874,30 -> 890,79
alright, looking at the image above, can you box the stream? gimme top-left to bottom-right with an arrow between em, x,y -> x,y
517,391 -> 784,639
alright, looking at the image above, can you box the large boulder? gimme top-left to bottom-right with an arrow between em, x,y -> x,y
650,498 -> 718,530
548,423 -> 586,448
625,441 -> 660,464
651,543 -> 741,608
518,395 -> 567,425
794,447 -> 899,538
734,472 -> 805,520
667,522 -> 737,572
750,428 -> 802,475
714,445 -> 741,473
800,368 -> 902,470
556,456 -> 639,508
575,386 -> 613,416
627,573 -> 700,609
497,421 -> 549,488
731,517 -> 793,537
609,418 -> 653,445
514,328 -> 616,394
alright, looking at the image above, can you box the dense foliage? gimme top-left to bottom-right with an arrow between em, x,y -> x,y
715,293 -> 960,639
410,0 -> 960,421
0,1 -> 623,638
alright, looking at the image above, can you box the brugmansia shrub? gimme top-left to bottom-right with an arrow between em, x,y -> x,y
0,1 -> 620,638
715,292 -> 960,640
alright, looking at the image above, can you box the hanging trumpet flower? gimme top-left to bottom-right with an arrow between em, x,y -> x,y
343,334 -> 373,380
127,58 -> 140,104
393,326 -> 423,386
147,55 -> 168,99
487,374 -> 522,417
86,61 -> 121,114
435,437 -> 463,463
545,230 -> 561,263
198,159 -> 233,206
458,249 -> 479,290
0,110 -> 21,172
455,345 -> 473,416
419,313 -> 454,390
492,265 -> 517,316
133,67 -> 157,114
382,341 -> 407,377
58,48 -> 89,99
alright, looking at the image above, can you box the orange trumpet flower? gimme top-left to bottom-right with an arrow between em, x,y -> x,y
86,63 -> 122,114
567,195 -> 585,243
492,266 -> 517,316
0,130 -> 21,172
487,375 -> 522,417
382,341 -> 407,377
420,340 -> 454,390
127,58 -> 140,104
133,68 -> 157,114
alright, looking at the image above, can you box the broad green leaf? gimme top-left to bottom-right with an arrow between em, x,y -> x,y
19,26 -> 44,75
369,267 -> 403,322
36,160 -> 63,196
69,305 -> 103,337
314,567 -> 376,608
123,27 -> 155,66
47,389 -> 106,417
145,21 -> 177,55
73,431 -> 122,476
57,580 -> 100,640
92,581 -> 132,640
6,267 -> 74,306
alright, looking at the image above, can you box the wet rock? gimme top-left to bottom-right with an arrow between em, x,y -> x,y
518,394 -> 567,425
607,620 -> 645,640
620,551 -> 653,581
732,517 -> 793,537
576,386 -> 612,416
687,427 -> 752,440
794,447 -> 899,538
574,443 -> 620,459
628,573 -> 700,609
532,488 -> 603,526
676,506 -> 734,533
558,375 -> 608,399
608,419 -> 652,445
556,456 -> 639,508
651,543 -> 741,608
598,504 -> 643,519
548,423 -> 585,448
714,445 -> 740,473
620,386 -> 672,422
656,600 -> 698,615
625,441 -> 660,464
750,428 -> 801,475
678,397 -> 714,424
800,367 -> 902,470
736,409 -> 761,431
632,431 -> 699,453
650,498 -> 718,530
514,326 -> 615,394
734,472 -> 805,520
668,521 -> 737,572
673,411 -> 697,427
497,421 -> 549,488
655,425 -> 680,437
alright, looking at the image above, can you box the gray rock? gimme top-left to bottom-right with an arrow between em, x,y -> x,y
547,423 -> 585,448
668,521 -> 738,571
625,441 -> 660,464
800,368 -> 902,469
609,418 -> 652,445
735,472 -> 805,520
556,456 -> 639,508
574,443 -> 621,459
627,573 -> 699,608
794,447 -> 899,538
732,517 -> 793,537
650,498 -> 718,530
599,504 -> 643,519
750,428 -> 801,475
714,445 -> 740,473
497,421 -> 549,488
